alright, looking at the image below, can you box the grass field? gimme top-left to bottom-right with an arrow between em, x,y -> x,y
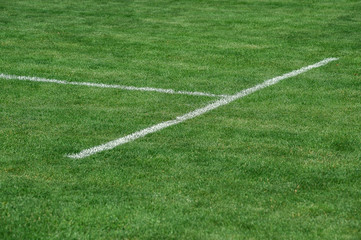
1,0 -> 360,239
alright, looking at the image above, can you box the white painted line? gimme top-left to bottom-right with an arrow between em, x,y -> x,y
0,73 -> 228,98
67,57 -> 338,159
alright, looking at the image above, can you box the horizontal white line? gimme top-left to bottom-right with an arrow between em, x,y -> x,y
0,73 -> 228,98
67,57 -> 338,159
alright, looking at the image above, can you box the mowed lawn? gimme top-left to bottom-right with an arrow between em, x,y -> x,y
0,0 -> 360,239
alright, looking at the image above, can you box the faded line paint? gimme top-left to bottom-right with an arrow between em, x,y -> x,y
67,58 -> 338,159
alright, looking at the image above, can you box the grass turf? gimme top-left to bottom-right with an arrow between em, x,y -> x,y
0,0 -> 360,239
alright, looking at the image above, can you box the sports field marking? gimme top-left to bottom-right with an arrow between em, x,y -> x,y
0,73 -> 228,98
67,57 -> 338,159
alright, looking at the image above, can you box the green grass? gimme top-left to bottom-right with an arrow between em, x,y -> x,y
1,0 -> 360,239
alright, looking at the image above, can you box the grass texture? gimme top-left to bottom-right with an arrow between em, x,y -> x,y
0,0 -> 360,239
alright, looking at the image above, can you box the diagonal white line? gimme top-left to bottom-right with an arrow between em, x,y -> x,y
0,73 -> 228,98
66,57 -> 338,159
